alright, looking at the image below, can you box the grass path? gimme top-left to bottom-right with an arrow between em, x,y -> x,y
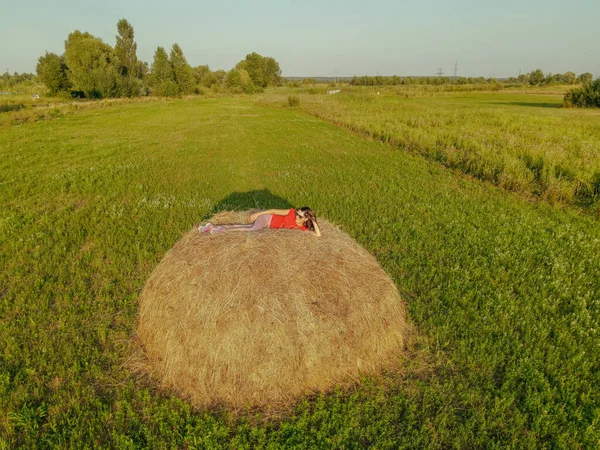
1,97 -> 599,448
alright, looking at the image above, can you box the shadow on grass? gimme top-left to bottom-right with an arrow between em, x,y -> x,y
210,188 -> 294,215
489,101 -> 562,108
0,103 -> 25,113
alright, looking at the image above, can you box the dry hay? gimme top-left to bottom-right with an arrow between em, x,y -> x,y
134,210 -> 408,411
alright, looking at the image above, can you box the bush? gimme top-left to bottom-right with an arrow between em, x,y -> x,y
564,78 -> 600,108
154,80 -> 179,97
287,95 -> 300,107
116,76 -> 142,97
242,83 -> 263,94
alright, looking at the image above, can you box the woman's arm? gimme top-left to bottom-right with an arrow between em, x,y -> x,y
312,220 -> 322,238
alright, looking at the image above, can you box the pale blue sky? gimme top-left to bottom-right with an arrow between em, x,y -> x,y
1,0 -> 598,78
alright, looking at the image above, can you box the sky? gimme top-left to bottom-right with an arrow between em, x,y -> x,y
1,0 -> 599,78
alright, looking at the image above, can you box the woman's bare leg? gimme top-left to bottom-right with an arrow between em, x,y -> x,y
221,214 -> 272,232
221,224 -> 253,229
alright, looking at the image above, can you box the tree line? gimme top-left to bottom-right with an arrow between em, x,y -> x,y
0,72 -> 37,91
350,75 -> 491,86
349,69 -> 594,87
513,69 -> 593,86
35,19 -> 282,98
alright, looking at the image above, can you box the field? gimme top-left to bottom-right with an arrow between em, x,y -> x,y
1,90 -> 599,448
261,86 -> 600,210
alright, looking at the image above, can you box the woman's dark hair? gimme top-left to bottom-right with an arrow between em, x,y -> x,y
298,206 -> 316,231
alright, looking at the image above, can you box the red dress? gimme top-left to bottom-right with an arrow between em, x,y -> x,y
269,208 -> 308,231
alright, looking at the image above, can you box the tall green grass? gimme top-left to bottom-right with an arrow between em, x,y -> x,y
1,98 -> 599,447
259,87 -> 600,209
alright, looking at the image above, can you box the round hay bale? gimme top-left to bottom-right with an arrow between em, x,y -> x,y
135,211 -> 408,410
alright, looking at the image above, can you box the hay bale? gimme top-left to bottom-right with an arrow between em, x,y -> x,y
135,211 -> 408,410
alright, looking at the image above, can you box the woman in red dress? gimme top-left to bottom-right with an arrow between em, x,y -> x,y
199,207 -> 321,237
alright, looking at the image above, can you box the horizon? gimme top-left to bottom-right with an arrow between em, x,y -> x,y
2,0 -> 599,78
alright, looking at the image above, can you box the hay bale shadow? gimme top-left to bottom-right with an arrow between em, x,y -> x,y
208,189 -> 294,216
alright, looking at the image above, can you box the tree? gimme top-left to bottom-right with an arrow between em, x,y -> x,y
225,68 -> 242,88
563,72 -> 577,85
64,30 -> 119,98
170,43 -> 195,95
244,52 -> 265,87
528,69 -> 545,86
235,52 -> 282,88
263,56 -> 282,86
114,19 -> 144,97
150,47 -> 175,91
213,70 -> 227,85
235,60 -> 248,71
150,46 -> 176,95
36,52 -> 71,94
578,73 -> 593,85
545,73 -> 558,85
193,65 -> 219,88
115,19 -> 138,77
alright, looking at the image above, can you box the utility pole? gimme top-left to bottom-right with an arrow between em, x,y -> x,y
453,61 -> 458,79
436,68 -> 443,77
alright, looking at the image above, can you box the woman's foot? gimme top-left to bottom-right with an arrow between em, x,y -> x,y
198,223 -> 213,233
210,226 -> 225,234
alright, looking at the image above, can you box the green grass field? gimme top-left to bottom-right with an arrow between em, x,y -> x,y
260,86 -> 600,210
1,93 -> 599,448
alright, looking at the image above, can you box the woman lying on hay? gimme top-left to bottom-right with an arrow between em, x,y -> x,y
199,207 -> 322,237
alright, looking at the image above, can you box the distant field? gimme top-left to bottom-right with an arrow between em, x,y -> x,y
1,96 -> 599,448
260,86 -> 600,211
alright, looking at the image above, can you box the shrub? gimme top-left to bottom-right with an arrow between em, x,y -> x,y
155,80 -> 179,97
287,95 -> 300,107
564,78 -> 600,108
116,76 -> 142,97
242,83 -> 263,94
